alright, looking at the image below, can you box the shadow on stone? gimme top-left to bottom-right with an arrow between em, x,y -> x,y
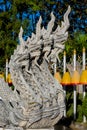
54,116 -> 73,130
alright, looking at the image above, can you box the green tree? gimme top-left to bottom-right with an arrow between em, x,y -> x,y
0,0 -> 54,68
0,10 -> 18,67
82,94 -> 87,117
64,32 -> 87,62
0,0 -> 87,68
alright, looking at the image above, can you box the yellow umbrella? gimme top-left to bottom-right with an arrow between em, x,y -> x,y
80,70 -> 87,85
6,73 -> 12,85
0,73 -> 4,78
54,72 -> 61,83
71,70 -> 80,85
61,71 -> 71,85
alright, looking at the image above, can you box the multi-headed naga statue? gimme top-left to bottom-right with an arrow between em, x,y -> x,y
0,6 -> 71,130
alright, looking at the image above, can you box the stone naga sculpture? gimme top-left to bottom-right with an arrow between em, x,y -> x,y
0,6 -> 71,130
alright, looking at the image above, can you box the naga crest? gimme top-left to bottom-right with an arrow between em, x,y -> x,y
0,6 -> 71,129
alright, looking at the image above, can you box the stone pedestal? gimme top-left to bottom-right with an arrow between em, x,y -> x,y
0,128 -> 54,130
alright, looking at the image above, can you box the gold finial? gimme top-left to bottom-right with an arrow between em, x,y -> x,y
6,59 -> 8,62
64,51 -> 66,55
74,49 -> 76,54
83,47 -> 85,52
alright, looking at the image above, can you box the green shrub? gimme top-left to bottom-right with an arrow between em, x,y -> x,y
82,95 -> 87,117
76,105 -> 83,122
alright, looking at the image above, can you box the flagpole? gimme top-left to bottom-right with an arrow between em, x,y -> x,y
82,47 -> 86,123
6,59 -> 9,81
73,49 -> 77,120
63,51 -> 66,117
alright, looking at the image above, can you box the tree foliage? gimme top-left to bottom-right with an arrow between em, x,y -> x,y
0,0 -> 55,68
64,33 -> 87,62
0,0 -> 87,68
82,94 -> 87,117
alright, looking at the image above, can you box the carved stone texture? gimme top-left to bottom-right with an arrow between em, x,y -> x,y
0,6 -> 71,130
